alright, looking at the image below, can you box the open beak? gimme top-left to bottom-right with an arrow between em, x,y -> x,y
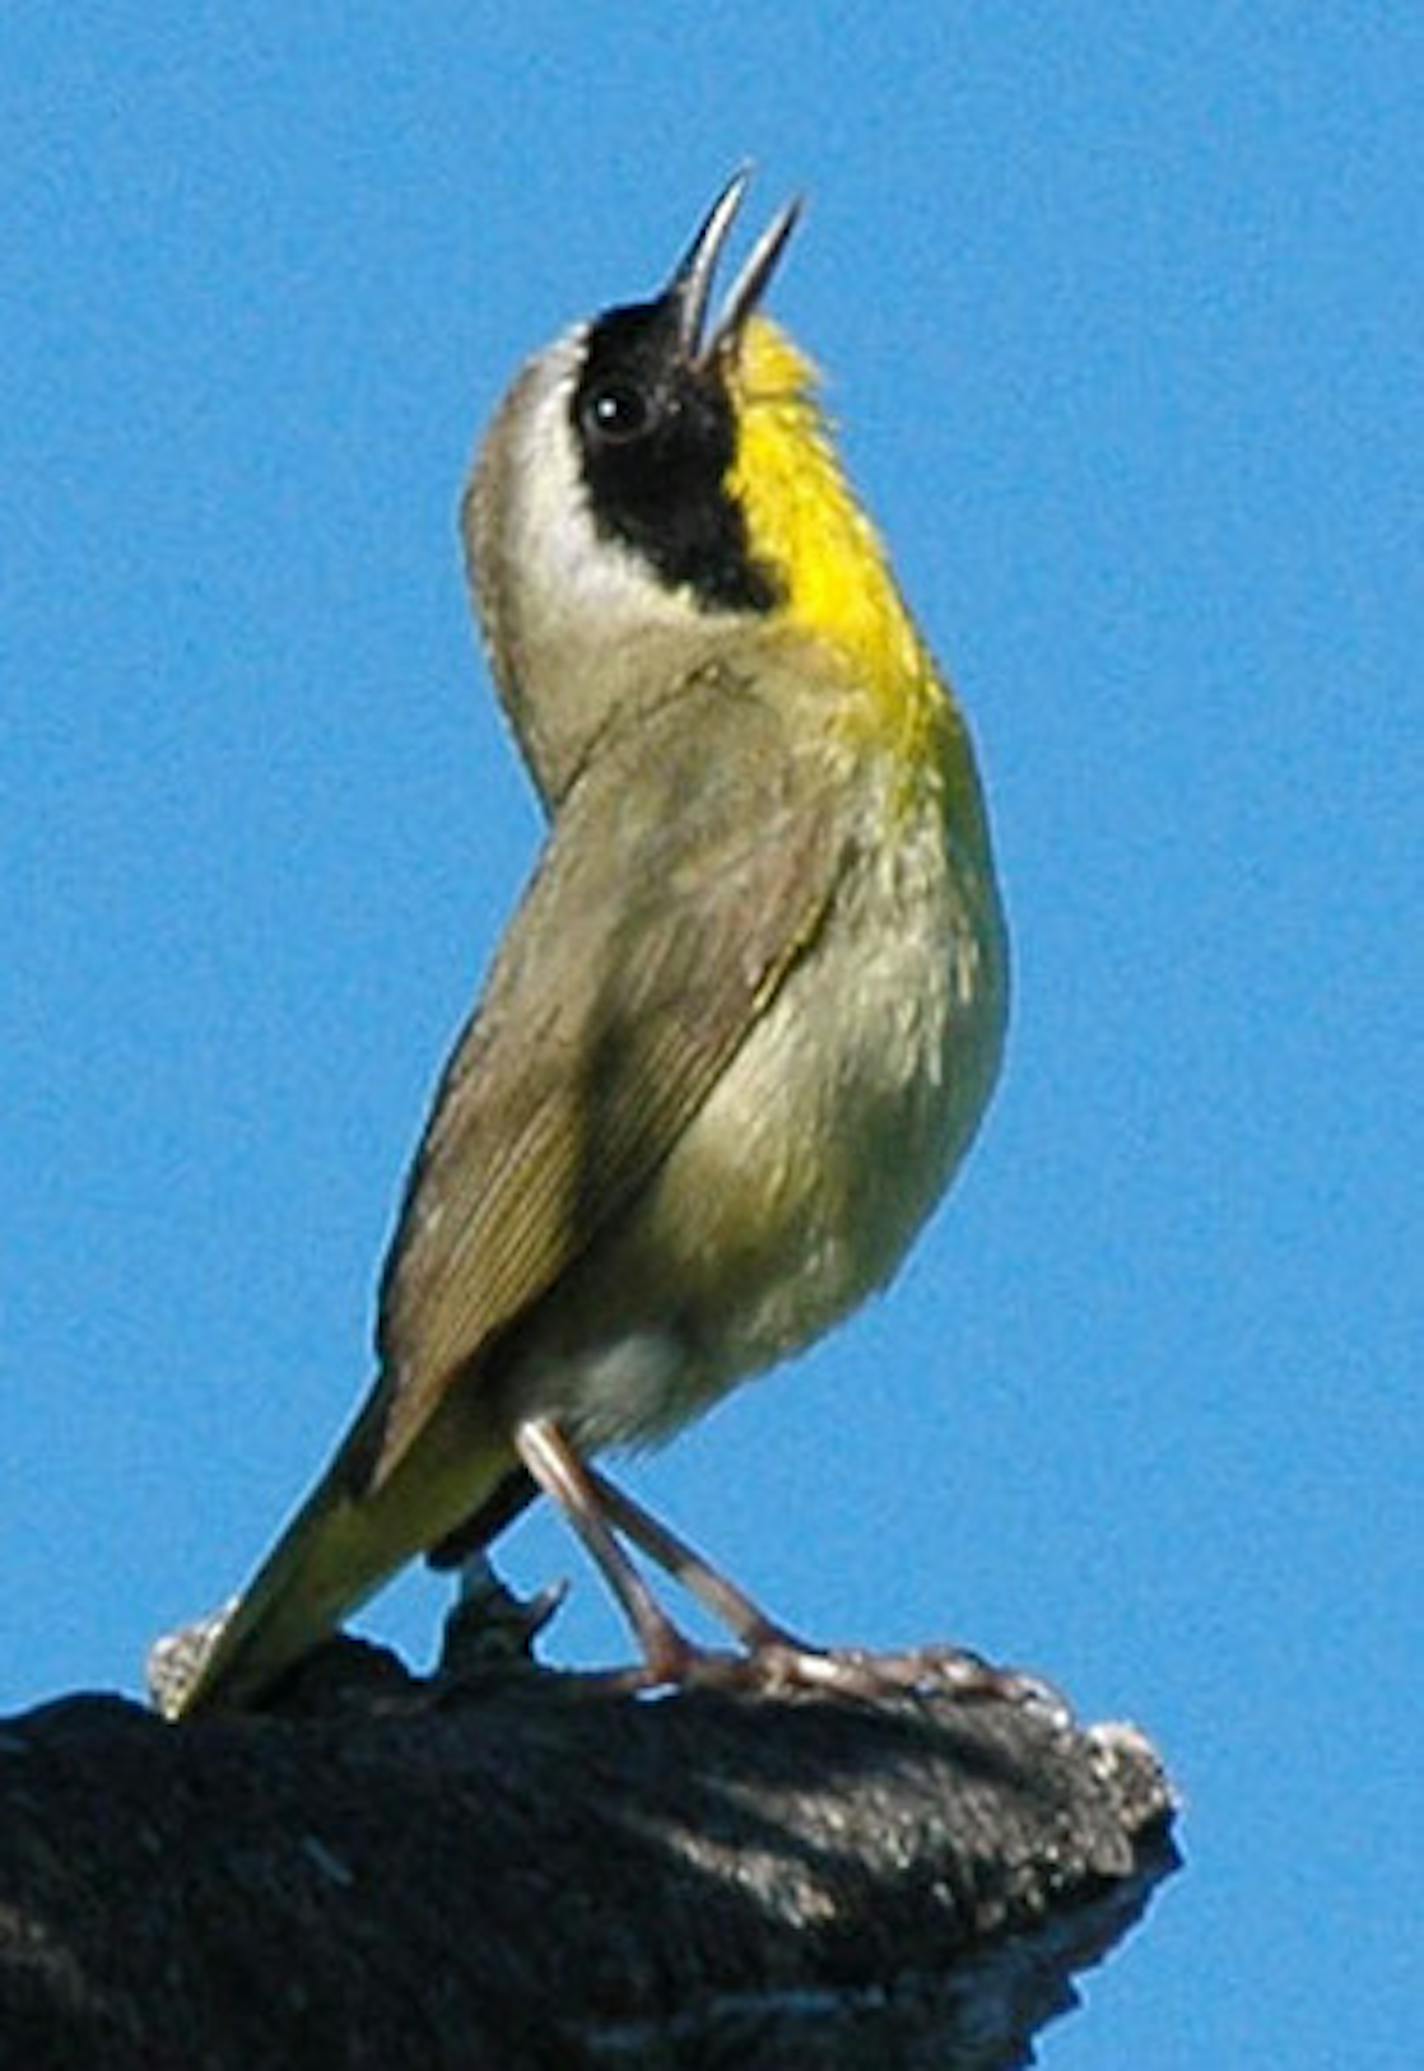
668,169 -> 803,369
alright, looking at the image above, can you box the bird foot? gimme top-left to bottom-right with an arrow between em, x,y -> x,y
599,1636 -> 1065,1713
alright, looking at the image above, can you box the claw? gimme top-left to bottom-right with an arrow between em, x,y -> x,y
593,1637 -> 1040,1707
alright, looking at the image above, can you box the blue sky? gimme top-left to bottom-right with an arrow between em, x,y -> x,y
3,6 -> 1418,2063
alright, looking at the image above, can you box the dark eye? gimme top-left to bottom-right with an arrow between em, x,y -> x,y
585,379 -> 651,444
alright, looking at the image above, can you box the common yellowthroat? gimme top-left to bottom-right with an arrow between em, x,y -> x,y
154,171 -> 1008,1719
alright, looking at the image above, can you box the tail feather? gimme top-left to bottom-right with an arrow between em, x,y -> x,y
161,1392 -> 513,1719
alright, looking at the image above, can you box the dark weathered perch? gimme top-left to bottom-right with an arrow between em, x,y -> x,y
0,1622 -> 1178,2069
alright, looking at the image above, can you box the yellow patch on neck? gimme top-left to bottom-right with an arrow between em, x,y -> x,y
725,316 -> 948,766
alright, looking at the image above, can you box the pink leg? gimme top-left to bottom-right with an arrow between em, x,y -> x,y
514,1418 -> 696,1685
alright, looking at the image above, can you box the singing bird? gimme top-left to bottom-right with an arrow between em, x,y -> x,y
156,172 -> 1008,1719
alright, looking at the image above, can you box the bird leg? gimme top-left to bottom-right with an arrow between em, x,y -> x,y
582,1463 -> 1025,1700
513,1417 -> 699,1686
581,1464 -> 815,1654
515,1418 -> 1034,1706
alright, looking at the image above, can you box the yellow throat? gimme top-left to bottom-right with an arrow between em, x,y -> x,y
726,316 -> 950,772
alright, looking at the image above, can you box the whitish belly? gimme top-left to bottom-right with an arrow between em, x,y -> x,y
503,812 -> 1006,1453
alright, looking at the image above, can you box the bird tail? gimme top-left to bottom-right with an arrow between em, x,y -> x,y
157,1386 -> 514,1720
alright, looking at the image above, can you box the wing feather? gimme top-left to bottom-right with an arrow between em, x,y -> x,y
370,666 -> 848,1483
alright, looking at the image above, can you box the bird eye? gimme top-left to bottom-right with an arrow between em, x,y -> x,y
585,379 -> 651,444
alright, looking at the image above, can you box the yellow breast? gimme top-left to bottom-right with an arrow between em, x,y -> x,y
726,317 -> 951,779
